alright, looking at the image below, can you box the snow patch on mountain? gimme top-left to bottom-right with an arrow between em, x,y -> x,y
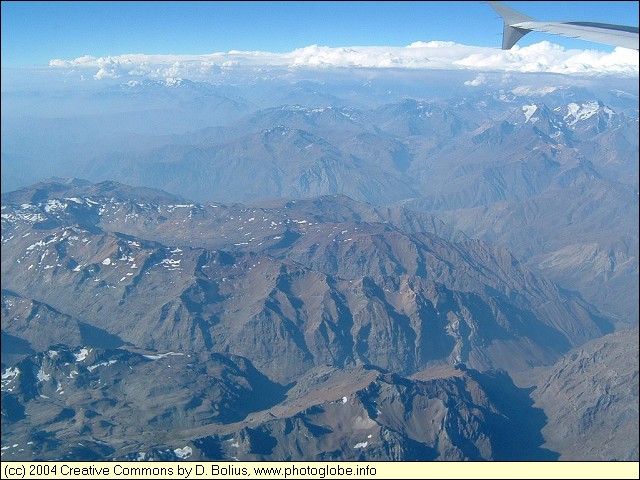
74,348 -> 90,362
562,101 -> 614,126
173,446 -> 192,459
522,104 -> 539,123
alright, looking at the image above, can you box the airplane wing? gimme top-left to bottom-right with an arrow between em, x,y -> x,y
488,1 -> 639,51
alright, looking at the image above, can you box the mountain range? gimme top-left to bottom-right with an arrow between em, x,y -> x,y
2,71 -> 638,461
2,179 -> 635,461
4,76 -> 636,326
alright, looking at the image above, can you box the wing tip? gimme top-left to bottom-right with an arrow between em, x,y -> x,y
488,1 -> 536,49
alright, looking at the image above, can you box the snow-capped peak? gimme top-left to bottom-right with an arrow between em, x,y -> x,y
563,101 -> 610,126
165,77 -> 184,87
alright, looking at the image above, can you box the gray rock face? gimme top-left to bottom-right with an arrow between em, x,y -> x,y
529,327 -> 639,461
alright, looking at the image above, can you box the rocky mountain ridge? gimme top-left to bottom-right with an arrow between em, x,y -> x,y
3,180 -> 632,461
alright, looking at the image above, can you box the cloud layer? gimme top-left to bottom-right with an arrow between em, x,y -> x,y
49,41 -> 639,80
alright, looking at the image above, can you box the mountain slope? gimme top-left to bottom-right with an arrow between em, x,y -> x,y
1,181 -> 612,383
527,327 -> 639,461
1,351 -> 555,461
1,179 -> 632,462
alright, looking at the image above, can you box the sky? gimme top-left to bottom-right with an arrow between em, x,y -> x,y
1,1 -> 638,81
2,1 -> 639,65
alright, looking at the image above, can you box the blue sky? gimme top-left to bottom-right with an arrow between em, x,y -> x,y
2,1 -> 638,67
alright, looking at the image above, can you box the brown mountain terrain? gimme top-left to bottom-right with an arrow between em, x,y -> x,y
3,180 -> 633,461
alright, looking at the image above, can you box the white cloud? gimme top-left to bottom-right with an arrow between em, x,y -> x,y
464,73 -> 487,86
48,41 -> 639,81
